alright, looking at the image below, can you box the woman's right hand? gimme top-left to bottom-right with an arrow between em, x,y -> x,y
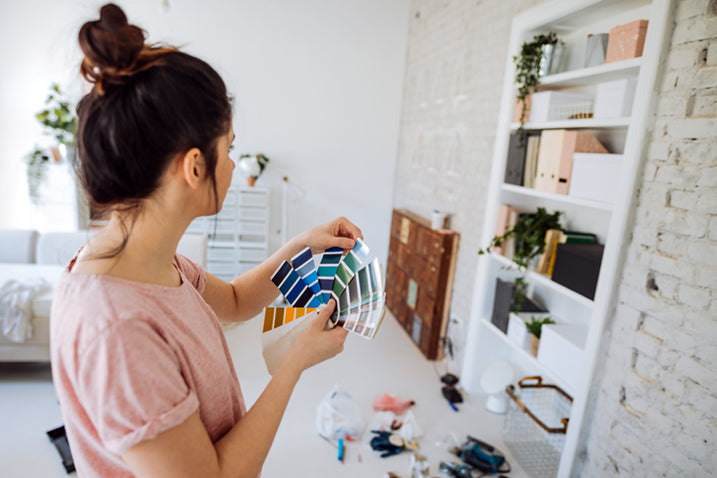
281,300 -> 348,374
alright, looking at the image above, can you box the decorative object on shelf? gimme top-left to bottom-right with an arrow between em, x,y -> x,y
512,32 -> 562,126
237,153 -> 270,186
585,33 -> 610,67
529,91 -> 593,123
480,361 -> 515,414
24,83 -> 77,204
594,78 -> 637,119
525,315 -> 556,357
605,19 -> 649,63
537,323 -> 588,389
479,207 -> 562,269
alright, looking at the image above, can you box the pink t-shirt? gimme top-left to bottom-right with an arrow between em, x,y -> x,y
50,255 -> 247,477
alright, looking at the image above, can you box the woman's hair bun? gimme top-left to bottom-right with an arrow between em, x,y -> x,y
79,3 -> 147,91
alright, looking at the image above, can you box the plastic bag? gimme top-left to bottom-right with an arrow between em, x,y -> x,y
315,385 -> 364,440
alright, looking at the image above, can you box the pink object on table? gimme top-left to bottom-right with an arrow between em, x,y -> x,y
373,393 -> 416,415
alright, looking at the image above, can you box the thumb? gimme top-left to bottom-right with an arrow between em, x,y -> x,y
314,299 -> 337,330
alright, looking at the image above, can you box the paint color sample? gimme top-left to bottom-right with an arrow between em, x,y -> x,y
271,260 -> 321,307
291,247 -> 324,304
263,307 -> 318,332
318,247 -> 344,303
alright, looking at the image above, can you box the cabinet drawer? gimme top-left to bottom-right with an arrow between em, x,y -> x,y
238,247 -> 267,262
238,206 -> 268,220
207,247 -> 236,262
238,191 -> 269,207
207,261 -> 237,276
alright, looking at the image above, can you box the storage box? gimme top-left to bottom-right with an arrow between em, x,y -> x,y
594,78 -> 637,119
551,243 -> 604,300
537,323 -> 588,389
569,153 -> 624,204
605,19 -> 649,63
529,91 -> 592,123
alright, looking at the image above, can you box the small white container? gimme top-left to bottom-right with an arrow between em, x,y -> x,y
537,323 -> 588,390
594,78 -> 637,119
569,153 -> 624,204
529,91 -> 593,123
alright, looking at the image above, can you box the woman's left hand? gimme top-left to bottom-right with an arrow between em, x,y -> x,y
298,217 -> 363,254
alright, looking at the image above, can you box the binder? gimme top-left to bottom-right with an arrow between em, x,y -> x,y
504,132 -> 527,185
536,229 -> 563,274
522,135 -> 541,189
534,130 -> 608,194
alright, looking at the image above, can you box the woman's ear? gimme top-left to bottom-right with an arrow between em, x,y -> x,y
181,148 -> 205,189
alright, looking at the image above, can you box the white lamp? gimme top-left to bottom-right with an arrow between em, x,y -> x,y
480,361 -> 515,414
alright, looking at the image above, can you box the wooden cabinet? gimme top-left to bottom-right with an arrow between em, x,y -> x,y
385,209 -> 459,359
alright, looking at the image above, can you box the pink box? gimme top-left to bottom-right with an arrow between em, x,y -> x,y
605,19 -> 649,63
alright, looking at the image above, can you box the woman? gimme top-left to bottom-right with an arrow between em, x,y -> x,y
50,4 -> 358,477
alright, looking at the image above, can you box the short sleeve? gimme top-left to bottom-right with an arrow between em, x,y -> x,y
174,254 -> 207,294
76,319 -> 199,455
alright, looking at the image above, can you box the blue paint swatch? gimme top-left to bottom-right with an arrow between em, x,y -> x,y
318,247 -> 344,304
270,260 -> 321,307
291,247 -> 324,304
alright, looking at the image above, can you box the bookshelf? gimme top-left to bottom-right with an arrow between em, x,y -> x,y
461,0 -> 672,476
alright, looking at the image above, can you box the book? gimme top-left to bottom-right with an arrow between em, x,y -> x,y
536,229 -> 563,274
523,135 -> 541,189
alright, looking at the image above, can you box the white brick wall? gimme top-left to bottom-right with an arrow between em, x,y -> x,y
394,0 -> 716,476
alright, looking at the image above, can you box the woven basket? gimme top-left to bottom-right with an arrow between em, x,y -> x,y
504,376 -> 573,478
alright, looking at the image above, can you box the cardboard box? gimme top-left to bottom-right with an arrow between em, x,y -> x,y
537,323 -> 588,389
605,19 -> 649,63
594,78 -> 637,119
529,91 -> 592,123
569,153 -> 624,204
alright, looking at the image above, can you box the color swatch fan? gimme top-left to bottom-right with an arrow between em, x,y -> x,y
265,239 -> 385,338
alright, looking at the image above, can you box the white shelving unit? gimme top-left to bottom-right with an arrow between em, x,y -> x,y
461,0 -> 672,476
187,184 -> 270,281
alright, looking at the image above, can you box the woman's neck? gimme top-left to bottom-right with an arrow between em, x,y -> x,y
75,204 -> 192,287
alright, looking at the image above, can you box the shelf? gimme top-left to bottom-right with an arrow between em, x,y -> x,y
511,117 -> 630,130
481,318 -> 575,396
490,252 -> 595,309
501,184 -> 614,211
539,58 -> 642,87
238,240 -> 269,249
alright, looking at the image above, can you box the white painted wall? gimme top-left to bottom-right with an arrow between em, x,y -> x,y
0,0 -> 410,264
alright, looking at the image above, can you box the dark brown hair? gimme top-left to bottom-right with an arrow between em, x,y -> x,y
76,3 -> 231,217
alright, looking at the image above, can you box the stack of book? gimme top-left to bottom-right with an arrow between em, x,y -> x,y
536,230 -> 598,276
504,129 -> 608,194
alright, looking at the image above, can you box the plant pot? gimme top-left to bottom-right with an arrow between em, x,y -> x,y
246,176 -> 256,187
529,334 -> 540,357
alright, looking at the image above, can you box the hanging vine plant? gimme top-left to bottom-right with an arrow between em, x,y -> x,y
513,32 -> 560,125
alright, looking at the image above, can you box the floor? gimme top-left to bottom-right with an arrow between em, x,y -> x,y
0,312 -> 529,478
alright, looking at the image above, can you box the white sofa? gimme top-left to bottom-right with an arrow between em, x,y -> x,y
0,229 -> 207,362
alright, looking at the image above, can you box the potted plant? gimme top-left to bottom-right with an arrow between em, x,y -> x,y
237,153 -> 270,186
25,83 -> 78,204
525,315 -> 556,357
481,207 -> 561,326
478,207 -> 562,270
513,32 -> 562,126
